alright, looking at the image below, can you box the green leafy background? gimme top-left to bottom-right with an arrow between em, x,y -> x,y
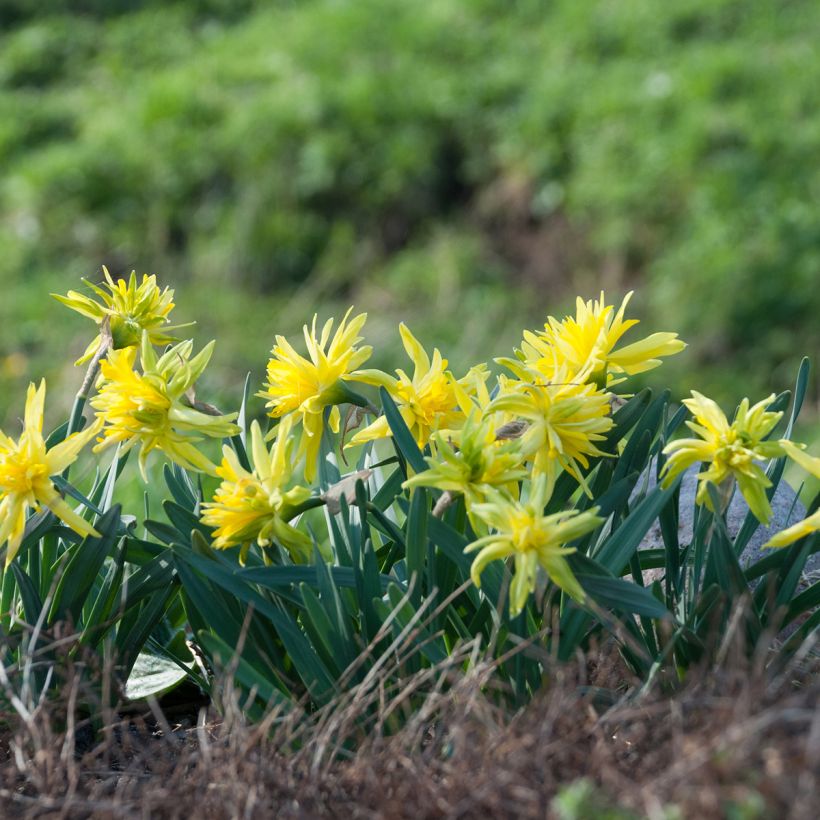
1,0 -> 818,439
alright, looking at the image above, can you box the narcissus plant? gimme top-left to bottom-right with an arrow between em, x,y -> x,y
0,381 -> 101,565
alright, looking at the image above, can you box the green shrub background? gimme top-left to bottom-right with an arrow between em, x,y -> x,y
1,0 -> 818,428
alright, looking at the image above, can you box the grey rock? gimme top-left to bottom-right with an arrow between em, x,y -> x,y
636,463 -> 818,577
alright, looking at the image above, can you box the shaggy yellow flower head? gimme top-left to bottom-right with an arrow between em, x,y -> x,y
53,267 -> 191,364
0,381 -> 101,566
487,369 -> 614,497
200,417 -> 313,563
259,309 -> 371,483
661,392 -> 786,524
92,333 -> 239,480
467,476 -> 603,616
765,440 -> 820,548
510,292 -> 685,386
403,411 -> 528,508
348,324 -> 486,450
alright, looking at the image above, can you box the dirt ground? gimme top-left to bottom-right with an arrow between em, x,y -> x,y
2,648 -> 819,820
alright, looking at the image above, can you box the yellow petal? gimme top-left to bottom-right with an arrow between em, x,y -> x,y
468,540 -> 512,588
780,439 -> 820,479
42,491 -> 100,539
398,323 -> 430,379
24,380 -> 46,436
47,418 -> 103,474
346,415 -> 392,447
765,509 -> 820,548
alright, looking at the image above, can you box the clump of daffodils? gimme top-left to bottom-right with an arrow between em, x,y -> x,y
259,309 -> 372,483
201,418 -> 315,563
371,293 -> 685,614
0,381 -> 101,565
660,392 -> 788,524
44,276 -> 820,617
53,267 -> 191,364
91,333 -> 239,479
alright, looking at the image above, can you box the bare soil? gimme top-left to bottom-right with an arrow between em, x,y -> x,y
2,649 -> 819,820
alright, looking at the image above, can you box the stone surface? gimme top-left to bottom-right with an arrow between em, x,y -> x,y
637,463 -> 818,576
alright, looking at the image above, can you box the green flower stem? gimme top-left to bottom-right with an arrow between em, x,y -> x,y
67,318 -> 112,437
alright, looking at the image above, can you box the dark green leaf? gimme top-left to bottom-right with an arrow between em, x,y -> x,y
380,387 -> 427,474
49,506 -> 122,626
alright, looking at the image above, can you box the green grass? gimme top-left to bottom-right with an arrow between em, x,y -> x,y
1,0 -> 818,427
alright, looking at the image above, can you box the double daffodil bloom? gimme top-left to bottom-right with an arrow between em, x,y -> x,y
0,381 -> 102,566
200,418 -> 314,563
348,323 -> 486,451
765,440 -> 820,547
661,392 -> 787,524
92,333 -> 239,479
403,411 -> 528,508
53,267 -> 191,364
467,476 -> 603,616
259,309 -> 372,483
506,292 -> 685,387
487,368 -> 614,497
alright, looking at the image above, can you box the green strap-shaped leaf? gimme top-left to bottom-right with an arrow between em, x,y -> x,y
299,583 -> 345,675
370,467 -> 404,512
116,586 -> 177,679
79,537 -> 127,647
48,506 -> 122,626
177,549 -> 336,700
379,387 -> 427,474
164,500 -> 210,540
593,481 -> 679,575
122,552 -> 176,611
197,631 -> 292,710
237,563 -> 394,591
405,487 -> 428,606
10,563 -> 44,626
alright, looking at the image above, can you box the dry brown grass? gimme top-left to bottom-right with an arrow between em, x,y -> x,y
1,637 -> 819,820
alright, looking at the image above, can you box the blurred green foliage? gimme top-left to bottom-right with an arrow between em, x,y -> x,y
0,0 -> 818,426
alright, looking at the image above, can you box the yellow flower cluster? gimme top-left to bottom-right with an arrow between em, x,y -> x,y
92,334 -> 239,479
53,266 -> 191,364
347,323 -> 487,450
0,382 -> 101,565
33,268 -> 817,614
509,291 -> 686,387
346,293 -> 686,614
258,309 -> 371,483
201,418 -> 314,563
660,392 -> 819,545
467,476 -> 603,616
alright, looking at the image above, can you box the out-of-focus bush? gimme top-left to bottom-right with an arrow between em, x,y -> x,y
1,0 -> 818,423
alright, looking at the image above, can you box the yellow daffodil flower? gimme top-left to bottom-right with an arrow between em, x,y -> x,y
467,476 -> 603,616
91,333 -> 239,479
486,369 -> 614,497
53,267 -> 191,364
258,309 -> 371,483
505,292 -> 685,387
0,381 -> 102,566
661,392 -> 787,524
348,323 -> 487,451
765,440 -> 820,547
200,418 -> 314,563
403,411 -> 528,508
